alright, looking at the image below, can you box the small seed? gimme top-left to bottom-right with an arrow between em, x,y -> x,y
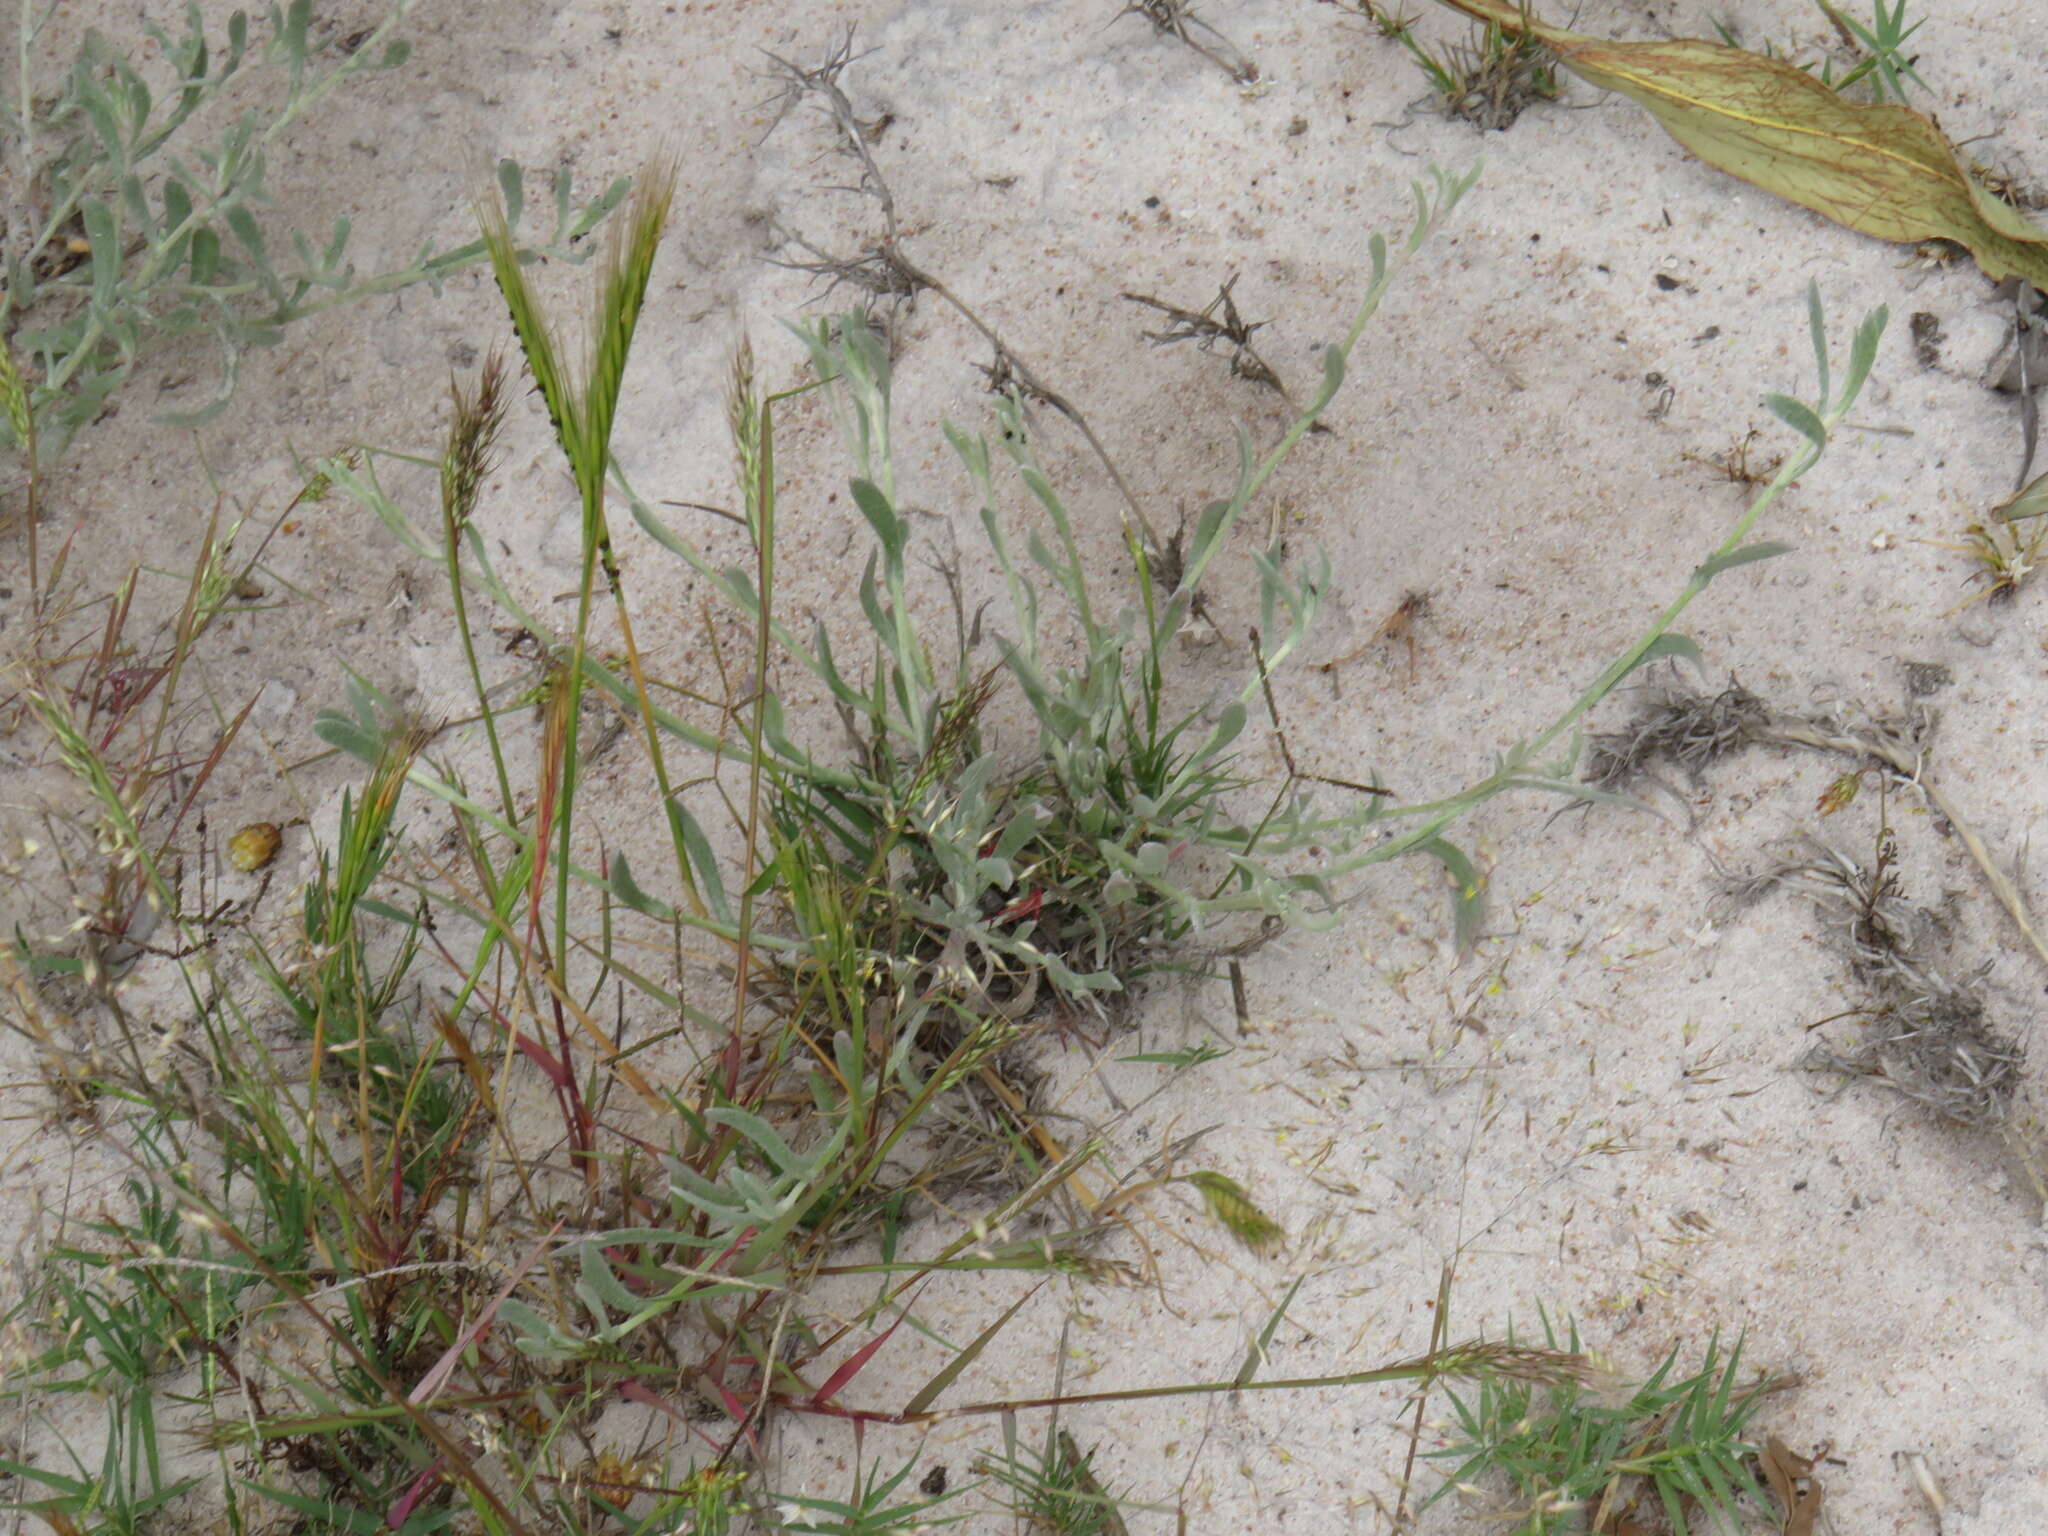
228,822 -> 281,872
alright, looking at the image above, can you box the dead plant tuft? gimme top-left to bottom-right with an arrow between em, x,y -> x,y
1736,829 -> 2025,1127
1583,680 -> 1769,791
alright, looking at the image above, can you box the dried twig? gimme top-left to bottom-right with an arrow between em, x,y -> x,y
763,32 -> 1162,553
1122,275 -> 1301,409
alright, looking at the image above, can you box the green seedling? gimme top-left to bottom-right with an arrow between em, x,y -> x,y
1815,0 -> 1927,102
1357,2 -> 1558,129
978,1429 -> 1144,1534
1424,1319 -> 1779,1535
1711,0 -> 1927,102
764,1451 -> 971,1534
1935,517 -> 2048,609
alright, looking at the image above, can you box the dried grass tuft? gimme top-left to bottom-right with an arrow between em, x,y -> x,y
1736,832 -> 2025,1127
1583,680 -> 1769,791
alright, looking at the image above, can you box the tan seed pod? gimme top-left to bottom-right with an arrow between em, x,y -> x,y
228,822 -> 281,872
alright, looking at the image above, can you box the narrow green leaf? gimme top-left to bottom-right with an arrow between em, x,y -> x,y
1615,631 -> 1706,684
120,173 -> 150,228
1996,467 -> 2048,522
320,215 -> 351,273
1417,834 -> 1484,951
705,1106 -> 806,1176
225,203 -> 268,265
122,72 -> 153,141
1840,305 -> 1889,406
81,199 -> 121,312
189,226 -> 221,284
668,799 -> 731,925
1763,393 -> 1826,448
1234,1274 -> 1305,1385
160,175 -> 194,235
282,0 -> 312,62
78,77 -> 126,167
1694,540 -> 1791,583
1805,281 -> 1830,408
564,175 -> 633,244
576,1242 -> 641,1318
497,158 -> 525,229
314,710 -> 382,764
902,1282 -> 1045,1416
240,1482 -> 385,1533
606,850 -> 673,920
850,477 -> 905,561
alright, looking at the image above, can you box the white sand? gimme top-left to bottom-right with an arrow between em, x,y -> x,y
4,0 -> 2045,1529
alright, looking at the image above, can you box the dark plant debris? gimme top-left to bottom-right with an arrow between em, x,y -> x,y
1731,827 -> 2024,1128
1684,428 -> 1786,488
763,28 -> 1164,553
1123,275 -> 1288,400
1319,590 -> 1432,680
1589,679 -> 2029,1128
1113,0 -> 1258,83
1582,680 -> 1769,792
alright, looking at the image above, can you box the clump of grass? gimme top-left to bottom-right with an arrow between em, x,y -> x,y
1354,3 -> 1560,130
305,240 -> 1876,1519
0,0 -> 624,463
1423,1319 -> 1783,1536
978,1429 -> 1139,1535
1814,0 -> 1928,102
8,490 -> 297,982
763,1453 -> 969,1533
1710,0 -> 1927,103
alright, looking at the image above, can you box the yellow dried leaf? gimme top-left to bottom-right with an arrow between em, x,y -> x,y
1429,0 -> 2048,288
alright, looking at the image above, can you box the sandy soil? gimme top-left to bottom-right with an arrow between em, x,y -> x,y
4,0 -> 2047,1530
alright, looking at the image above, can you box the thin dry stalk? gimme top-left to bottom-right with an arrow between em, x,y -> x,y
1122,275 -> 1301,409
1113,0 -> 1259,84
761,32 -> 1162,553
